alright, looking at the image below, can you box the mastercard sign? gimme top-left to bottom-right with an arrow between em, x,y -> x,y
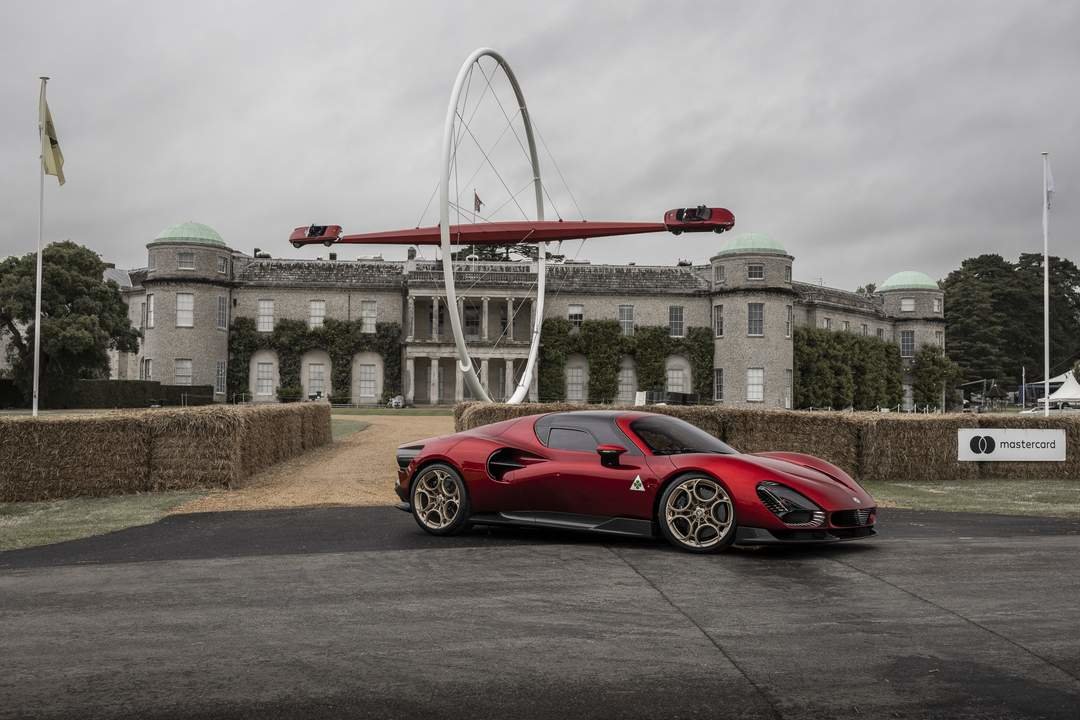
957,429 -> 1066,462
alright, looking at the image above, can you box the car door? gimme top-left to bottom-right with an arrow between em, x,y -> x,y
528,425 -> 658,520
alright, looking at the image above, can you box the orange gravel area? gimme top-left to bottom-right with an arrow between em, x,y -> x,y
172,414 -> 454,514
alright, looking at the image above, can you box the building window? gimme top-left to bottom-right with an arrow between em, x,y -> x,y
309,300 -> 326,329
861,323 -> 868,336
785,305 -> 792,337
842,320 -> 850,332
309,363 -> 326,396
148,253 -> 156,270
900,330 -> 915,357
618,304 -> 635,336
713,368 -> 723,402
257,299 -> 274,332
747,303 -> 764,336
568,304 -> 584,329
901,297 -> 915,312
936,330 -> 944,347
217,296 -> 228,330
176,293 -> 194,327
141,358 -> 153,381
617,365 -> 636,404
713,305 -> 724,337
215,361 -> 226,394
747,368 -> 764,402
357,364 -> 376,398
174,359 -> 192,386
784,265 -> 792,283
669,306 -> 684,337
747,264 -> 764,280
714,265 -> 725,285
146,294 -> 155,328
217,256 -> 229,274
822,317 -> 832,330
566,366 -> 585,402
933,298 -> 942,313
877,328 -> 885,340
256,362 -> 274,396
177,251 -> 195,270
784,369 -> 793,409
361,300 -> 377,333
464,303 -> 481,339
666,367 -> 687,394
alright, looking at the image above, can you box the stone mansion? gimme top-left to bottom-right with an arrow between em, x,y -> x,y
107,222 -> 946,409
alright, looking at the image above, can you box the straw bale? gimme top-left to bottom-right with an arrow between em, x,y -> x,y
146,406 -> 244,490
722,408 -> 861,476
973,414 -> 1080,480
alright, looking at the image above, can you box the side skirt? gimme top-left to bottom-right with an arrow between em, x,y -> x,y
470,511 -> 656,539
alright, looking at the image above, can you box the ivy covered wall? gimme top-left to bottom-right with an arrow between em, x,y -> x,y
537,318 -> 713,402
228,317 -> 402,402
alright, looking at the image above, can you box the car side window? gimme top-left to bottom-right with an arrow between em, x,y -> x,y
548,427 -> 597,452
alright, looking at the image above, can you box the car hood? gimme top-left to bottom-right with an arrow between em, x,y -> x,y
673,453 -> 873,509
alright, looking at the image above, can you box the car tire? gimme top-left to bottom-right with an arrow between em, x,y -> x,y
410,463 -> 471,536
657,474 -> 737,554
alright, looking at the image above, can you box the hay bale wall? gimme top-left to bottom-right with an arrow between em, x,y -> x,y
455,403 -> 1080,483
0,403 -> 333,502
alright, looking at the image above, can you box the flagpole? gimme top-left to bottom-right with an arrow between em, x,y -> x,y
1041,151 -> 1050,417
32,76 -> 49,417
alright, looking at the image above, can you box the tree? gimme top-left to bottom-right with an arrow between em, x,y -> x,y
911,345 -> 962,410
0,241 -> 139,404
793,327 -> 901,410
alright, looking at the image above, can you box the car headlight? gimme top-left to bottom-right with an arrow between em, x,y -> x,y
756,481 -> 825,528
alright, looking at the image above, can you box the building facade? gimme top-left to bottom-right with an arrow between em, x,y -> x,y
110,222 -> 945,409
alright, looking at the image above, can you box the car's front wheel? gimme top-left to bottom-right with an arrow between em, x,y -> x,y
411,463 -> 471,536
657,475 -> 736,553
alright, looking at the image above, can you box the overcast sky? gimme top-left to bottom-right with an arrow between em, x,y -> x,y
1,0 -> 1077,290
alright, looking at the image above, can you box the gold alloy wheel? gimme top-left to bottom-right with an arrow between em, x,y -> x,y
664,477 -> 734,549
413,467 -> 462,530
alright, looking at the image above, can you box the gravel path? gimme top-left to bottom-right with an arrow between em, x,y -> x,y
173,414 -> 453,513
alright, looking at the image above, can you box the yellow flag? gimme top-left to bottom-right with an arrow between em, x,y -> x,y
38,80 -> 65,186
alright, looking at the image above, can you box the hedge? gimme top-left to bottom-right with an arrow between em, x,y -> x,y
455,403 -> 1080,483
0,403 -> 332,501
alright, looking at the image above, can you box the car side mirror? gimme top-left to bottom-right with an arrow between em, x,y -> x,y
596,444 -> 627,468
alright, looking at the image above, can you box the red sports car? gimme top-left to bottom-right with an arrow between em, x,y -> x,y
663,206 -> 736,235
395,411 -> 876,553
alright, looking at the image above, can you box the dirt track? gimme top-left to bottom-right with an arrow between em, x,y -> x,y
173,414 -> 454,514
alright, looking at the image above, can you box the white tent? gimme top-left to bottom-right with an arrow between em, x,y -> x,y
1048,369 -> 1076,385
1047,373 -> 1080,403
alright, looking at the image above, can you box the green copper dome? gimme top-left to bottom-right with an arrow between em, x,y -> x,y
879,270 -> 938,291
715,232 -> 787,256
152,221 -> 225,246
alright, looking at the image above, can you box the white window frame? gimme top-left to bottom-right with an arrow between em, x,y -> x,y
256,362 -> 274,396
666,367 -> 687,394
217,296 -> 228,330
842,320 -> 850,332
174,358 -> 193,386
217,256 -> 229,274
901,297 -> 915,312
877,328 -> 885,340
933,298 -> 942,313
747,264 -> 765,280
257,299 -> 274,333
861,323 -> 868,336
668,305 -> 684,338
713,304 -> 724,337
141,358 -> 153,381
568,304 -> 585,330
713,368 -> 723,402
746,367 -> 765,402
936,330 -> 944,348
308,363 -> 326,396
784,265 -> 792,283
176,293 -> 194,328
215,360 -> 226,394
360,300 -> 377,333
357,363 -> 376,398
747,303 -> 764,336
900,330 -> 916,358
146,294 -> 155,328
617,365 -> 636,404
177,251 -> 195,270
822,317 -> 832,331
309,299 -> 326,329
714,265 -> 725,285
566,366 -> 585,402
618,304 -> 634,336
784,369 -> 793,409
785,305 -> 792,338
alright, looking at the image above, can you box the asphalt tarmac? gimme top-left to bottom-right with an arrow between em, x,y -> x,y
2,507 -> 1078,719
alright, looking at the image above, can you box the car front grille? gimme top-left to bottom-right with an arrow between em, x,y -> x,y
831,508 -> 874,527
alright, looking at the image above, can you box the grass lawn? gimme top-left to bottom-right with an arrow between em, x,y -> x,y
0,491 -> 204,551
331,407 -> 454,416
863,479 -> 1080,519
331,419 -> 371,439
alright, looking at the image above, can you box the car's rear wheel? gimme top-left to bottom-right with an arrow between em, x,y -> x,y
657,475 -> 736,553
411,463 -> 471,536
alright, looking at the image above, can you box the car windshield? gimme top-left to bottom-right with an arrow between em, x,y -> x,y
629,415 -> 737,456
